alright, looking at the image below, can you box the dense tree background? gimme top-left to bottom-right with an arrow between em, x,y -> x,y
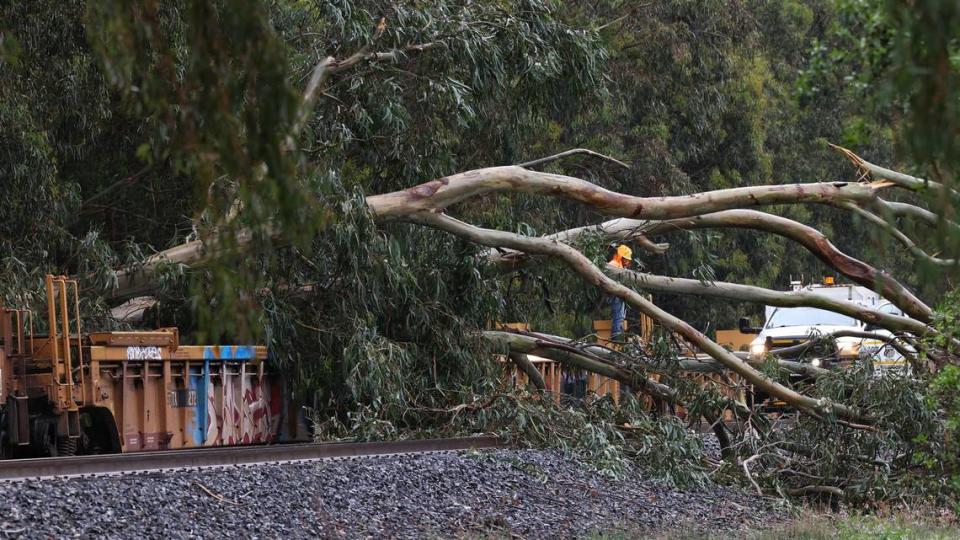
1,0 -> 957,431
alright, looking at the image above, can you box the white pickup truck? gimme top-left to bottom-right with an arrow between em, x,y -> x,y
741,280 -> 910,375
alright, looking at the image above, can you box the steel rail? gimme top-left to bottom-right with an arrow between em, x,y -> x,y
0,436 -> 503,481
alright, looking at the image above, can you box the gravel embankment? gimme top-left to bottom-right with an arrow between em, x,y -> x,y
0,449 -> 785,538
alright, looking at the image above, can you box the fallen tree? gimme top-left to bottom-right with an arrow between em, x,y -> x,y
14,0 -> 958,505
410,211 -> 871,423
484,329 -> 747,461
109,162 -> 916,308
101,148 -> 956,430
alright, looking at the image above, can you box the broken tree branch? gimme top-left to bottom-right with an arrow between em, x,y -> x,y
289,28 -> 436,144
290,56 -> 336,141
831,143 -> 953,197
742,454 -> 764,495
649,211 -> 934,320
485,329 -> 753,452
784,484 -> 845,498
412,212 -> 870,423
877,199 -> 941,228
827,330 -> 919,365
104,154 -> 933,319
486,330 -> 679,403
842,203 -> 958,267
516,148 -> 631,170
484,329 -> 828,379
488,209 -> 932,322
508,352 -> 546,390
606,266 -> 929,335
633,234 -> 671,254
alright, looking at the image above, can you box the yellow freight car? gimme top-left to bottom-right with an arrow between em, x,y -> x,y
0,275 -> 307,457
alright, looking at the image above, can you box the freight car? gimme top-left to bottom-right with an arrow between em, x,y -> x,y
0,275 -> 308,457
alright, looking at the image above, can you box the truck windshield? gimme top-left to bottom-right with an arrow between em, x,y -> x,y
765,307 -> 858,328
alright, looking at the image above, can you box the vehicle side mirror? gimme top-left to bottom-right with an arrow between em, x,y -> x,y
739,316 -> 761,334
864,323 -> 880,332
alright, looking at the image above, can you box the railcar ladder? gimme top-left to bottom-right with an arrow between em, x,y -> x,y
44,275 -> 82,439
1,306 -> 32,445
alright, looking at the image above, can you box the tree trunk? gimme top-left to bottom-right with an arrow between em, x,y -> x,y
366,166 -> 880,220
508,352 -> 546,390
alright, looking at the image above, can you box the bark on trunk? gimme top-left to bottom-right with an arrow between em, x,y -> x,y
105,167 -> 900,305
508,352 -> 546,390
112,239 -> 206,300
366,166 -> 879,220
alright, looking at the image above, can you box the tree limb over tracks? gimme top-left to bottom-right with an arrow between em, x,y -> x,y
410,211 -> 871,424
103,147 -> 960,428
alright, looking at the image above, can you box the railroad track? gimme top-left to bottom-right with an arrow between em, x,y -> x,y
0,436 -> 503,481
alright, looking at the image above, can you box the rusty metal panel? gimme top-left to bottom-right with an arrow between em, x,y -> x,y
4,321 -> 293,452
90,345 -> 171,362
98,346 -> 283,452
87,330 -> 178,347
716,329 -> 754,353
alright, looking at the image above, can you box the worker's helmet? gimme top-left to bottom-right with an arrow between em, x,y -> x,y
616,244 -> 633,261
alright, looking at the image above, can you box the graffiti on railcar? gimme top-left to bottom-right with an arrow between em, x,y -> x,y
126,346 -> 162,360
196,345 -> 278,447
243,378 -> 274,443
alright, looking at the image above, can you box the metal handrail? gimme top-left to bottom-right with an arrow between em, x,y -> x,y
69,279 -> 85,404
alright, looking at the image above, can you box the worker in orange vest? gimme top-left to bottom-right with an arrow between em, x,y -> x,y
608,244 -> 633,338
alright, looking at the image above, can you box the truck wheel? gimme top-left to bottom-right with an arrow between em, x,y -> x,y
56,437 -> 78,457
79,407 -> 121,454
32,417 -> 57,457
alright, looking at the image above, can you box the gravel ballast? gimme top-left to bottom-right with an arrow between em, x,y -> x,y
0,448 -> 785,538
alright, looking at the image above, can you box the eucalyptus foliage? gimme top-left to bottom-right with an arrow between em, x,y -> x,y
3,0 -> 960,504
